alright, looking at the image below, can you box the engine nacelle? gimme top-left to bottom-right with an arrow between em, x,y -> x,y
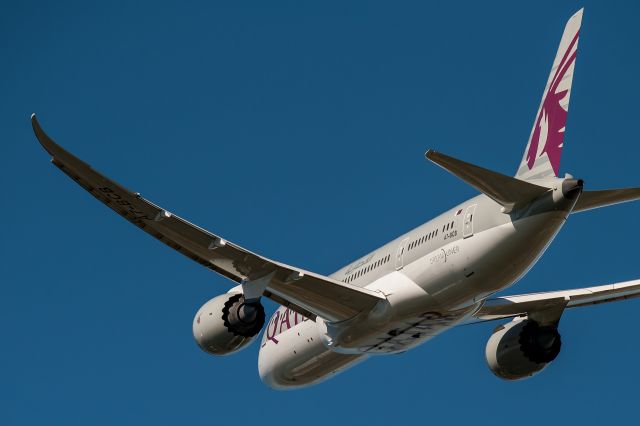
193,291 -> 266,356
485,317 -> 561,380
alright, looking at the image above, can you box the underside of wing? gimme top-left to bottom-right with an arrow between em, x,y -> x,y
32,114 -> 385,323
474,279 -> 640,323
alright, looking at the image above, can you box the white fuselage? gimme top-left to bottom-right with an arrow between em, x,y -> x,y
258,189 -> 574,389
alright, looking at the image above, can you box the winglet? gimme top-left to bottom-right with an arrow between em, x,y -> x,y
426,150 -> 550,213
31,113 -> 55,156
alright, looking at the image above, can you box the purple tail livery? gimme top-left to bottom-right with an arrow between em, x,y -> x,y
516,8 -> 582,180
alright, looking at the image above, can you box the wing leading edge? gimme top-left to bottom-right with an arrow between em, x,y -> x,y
32,114 -> 385,323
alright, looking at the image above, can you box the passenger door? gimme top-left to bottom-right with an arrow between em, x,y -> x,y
463,204 -> 477,238
395,238 -> 409,270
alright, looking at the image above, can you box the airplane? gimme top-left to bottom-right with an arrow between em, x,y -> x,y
33,8 -> 640,390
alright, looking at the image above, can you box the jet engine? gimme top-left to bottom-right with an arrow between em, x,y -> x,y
485,317 -> 561,380
192,291 -> 266,356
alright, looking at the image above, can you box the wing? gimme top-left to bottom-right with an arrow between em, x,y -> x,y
32,114 -> 385,323
473,279 -> 640,324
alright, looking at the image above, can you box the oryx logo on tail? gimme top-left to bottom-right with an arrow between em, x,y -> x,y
517,9 -> 582,181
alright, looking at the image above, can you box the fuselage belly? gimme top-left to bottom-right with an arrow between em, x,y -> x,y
259,193 -> 573,389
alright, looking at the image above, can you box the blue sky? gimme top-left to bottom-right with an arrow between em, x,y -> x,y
3,1 -> 640,424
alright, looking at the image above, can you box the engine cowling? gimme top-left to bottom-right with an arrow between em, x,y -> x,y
485,317 -> 561,380
192,292 -> 266,356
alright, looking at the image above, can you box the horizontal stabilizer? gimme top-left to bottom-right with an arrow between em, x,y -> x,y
426,150 -> 550,212
572,188 -> 640,213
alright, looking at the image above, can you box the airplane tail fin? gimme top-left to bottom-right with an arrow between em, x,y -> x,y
515,9 -> 583,181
